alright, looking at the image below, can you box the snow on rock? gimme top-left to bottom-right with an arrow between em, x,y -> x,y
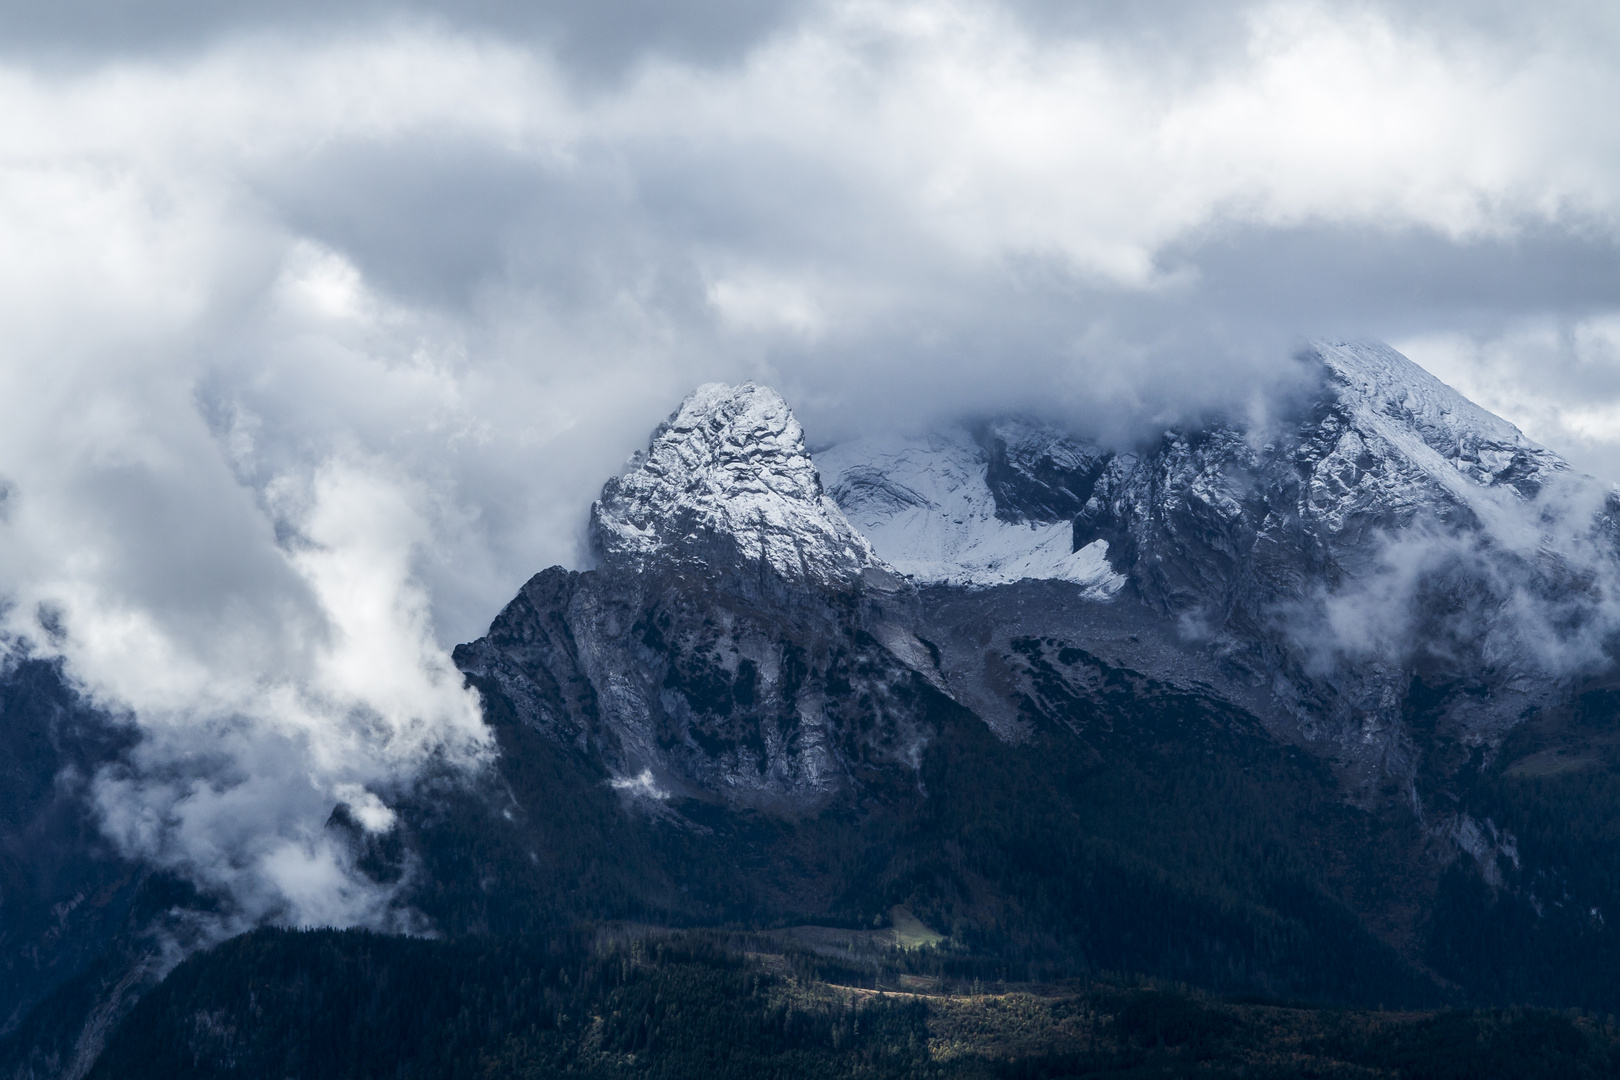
1316,340 -> 1559,490
591,382 -> 883,586
1296,341 -> 1575,552
817,430 -> 1125,596
586,346 -> 1570,608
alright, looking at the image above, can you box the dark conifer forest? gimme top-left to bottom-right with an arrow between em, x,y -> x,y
78,927 -> 1620,1080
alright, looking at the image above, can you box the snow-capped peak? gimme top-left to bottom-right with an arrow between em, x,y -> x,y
590,345 -> 1574,601
1311,340 -> 1566,496
591,382 -> 883,585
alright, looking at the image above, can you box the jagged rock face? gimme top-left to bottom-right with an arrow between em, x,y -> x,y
1076,341 -> 1570,611
591,382 -> 882,591
816,428 -> 1124,594
982,418 -> 1112,524
457,383 -> 939,811
455,567 -> 936,811
819,341 -> 1612,794
1068,342 -> 1592,773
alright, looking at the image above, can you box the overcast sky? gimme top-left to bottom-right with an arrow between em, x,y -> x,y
2,0 -> 1618,928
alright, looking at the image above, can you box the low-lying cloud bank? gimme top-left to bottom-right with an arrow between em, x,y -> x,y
0,0 -> 1617,927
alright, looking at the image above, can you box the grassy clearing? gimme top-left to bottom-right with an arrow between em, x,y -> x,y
891,905 -> 947,950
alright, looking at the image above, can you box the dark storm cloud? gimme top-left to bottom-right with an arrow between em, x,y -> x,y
261,136 -> 548,308
0,0 -> 808,79
1166,224 -> 1620,328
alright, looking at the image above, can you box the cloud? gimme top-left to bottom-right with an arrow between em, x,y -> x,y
0,0 -> 1619,926
1402,316 -> 1620,482
1270,456 -> 1620,707
9,445 -> 491,929
0,0 -> 810,80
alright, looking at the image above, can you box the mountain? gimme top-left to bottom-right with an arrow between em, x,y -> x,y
826,342 -> 1595,783
440,342 -> 1620,1003
10,340 -> 1620,1077
0,658 -> 197,1080
461,341 -> 1613,817
441,371 -> 1434,1003
455,381 -> 934,815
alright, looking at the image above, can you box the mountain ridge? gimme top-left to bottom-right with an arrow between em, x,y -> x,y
819,341 -> 1615,800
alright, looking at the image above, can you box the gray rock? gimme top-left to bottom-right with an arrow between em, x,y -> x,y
458,383 -> 941,813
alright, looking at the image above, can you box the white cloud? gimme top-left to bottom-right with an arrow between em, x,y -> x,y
1400,313 -> 1620,482
707,271 -> 828,338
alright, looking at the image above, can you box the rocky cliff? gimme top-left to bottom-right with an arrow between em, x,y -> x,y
455,382 -> 941,812
819,341 -> 1616,800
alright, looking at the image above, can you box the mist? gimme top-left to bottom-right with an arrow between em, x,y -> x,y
1,0 -> 1618,930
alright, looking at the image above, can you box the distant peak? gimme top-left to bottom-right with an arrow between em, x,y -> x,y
1310,339 -> 1521,442
1308,340 -> 1565,494
591,382 -> 883,585
665,381 -> 792,441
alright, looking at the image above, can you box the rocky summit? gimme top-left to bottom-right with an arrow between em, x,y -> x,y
456,380 -> 932,811
592,382 -> 884,588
